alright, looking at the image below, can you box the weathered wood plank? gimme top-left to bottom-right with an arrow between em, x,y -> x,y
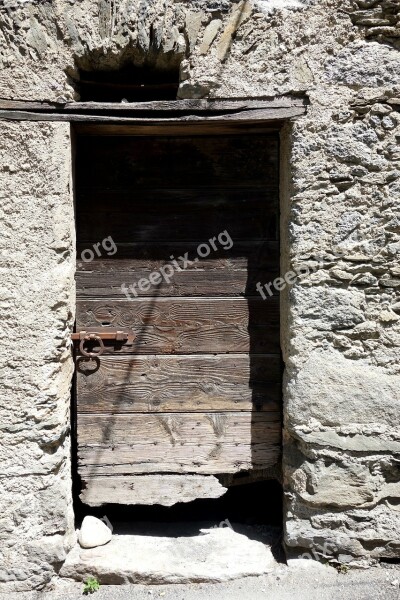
77,210 -> 277,243
76,297 -> 280,354
76,190 -> 279,243
74,123 -> 283,136
69,96 -> 308,112
79,444 -> 280,475
76,354 -> 282,413
71,97 -> 307,111
0,97 -> 307,112
78,412 -> 281,475
78,187 -> 278,203
76,136 -> 279,190
0,107 -> 305,123
78,412 -> 280,444
77,193 -> 278,241
76,241 -> 279,270
80,474 -> 227,506
76,268 -> 279,298
75,240 -> 280,299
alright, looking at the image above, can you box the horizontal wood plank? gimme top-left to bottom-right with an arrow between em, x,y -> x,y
76,354 -> 282,413
78,412 -> 281,475
77,192 -> 278,243
74,123 -> 283,136
79,412 -> 280,445
76,269 -> 279,298
76,136 -> 279,190
0,107 -> 305,124
75,243 -> 280,296
77,187 -> 279,204
0,97 -> 307,112
76,242 -> 279,269
80,474 -> 227,506
77,213 -> 277,243
76,297 -> 280,354
79,444 -> 280,475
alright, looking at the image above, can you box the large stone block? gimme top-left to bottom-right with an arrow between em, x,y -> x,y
291,287 -> 366,331
286,503 -> 400,560
297,462 -> 375,508
286,350 -> 400,432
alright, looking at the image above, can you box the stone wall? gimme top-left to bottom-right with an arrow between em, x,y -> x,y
0,122 -> 76,589
0,0 -> 399,589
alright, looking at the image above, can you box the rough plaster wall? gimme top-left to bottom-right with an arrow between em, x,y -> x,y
0,0 -> 399,587
0,122 -> 76,590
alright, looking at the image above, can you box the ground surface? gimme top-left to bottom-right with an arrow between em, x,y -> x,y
2,564 -> 400,600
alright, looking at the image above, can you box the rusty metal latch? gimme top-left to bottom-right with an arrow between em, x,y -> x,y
78,332 -> 105,358
71,328 -> 135,358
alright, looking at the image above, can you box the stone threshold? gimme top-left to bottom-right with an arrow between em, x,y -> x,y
60,523 -> 278,584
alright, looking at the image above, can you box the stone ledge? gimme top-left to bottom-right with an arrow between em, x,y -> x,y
60,527 -> 277,584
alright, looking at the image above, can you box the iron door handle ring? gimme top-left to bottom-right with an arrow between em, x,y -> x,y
79,333 -> 105,358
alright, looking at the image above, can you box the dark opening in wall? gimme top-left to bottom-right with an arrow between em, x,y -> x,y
75,480 -> 283,529
77,65 -> 180,102
74,480 -> 284,562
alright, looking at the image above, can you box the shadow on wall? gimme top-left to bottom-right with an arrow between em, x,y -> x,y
77,64 -> 180,102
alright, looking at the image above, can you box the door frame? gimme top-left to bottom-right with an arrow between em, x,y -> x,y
62,97 -> 306,508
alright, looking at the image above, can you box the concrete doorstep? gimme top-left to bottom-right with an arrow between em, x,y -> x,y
60,525 -> 277,584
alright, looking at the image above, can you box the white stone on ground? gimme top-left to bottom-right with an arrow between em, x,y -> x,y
61,527 -> 276,583
78,516 -> 112,549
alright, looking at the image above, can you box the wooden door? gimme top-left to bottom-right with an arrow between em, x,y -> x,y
75,128 -> 281,506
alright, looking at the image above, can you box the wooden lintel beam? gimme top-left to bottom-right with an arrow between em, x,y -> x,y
0,96 -> 308,113
0,107 -> 305,125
